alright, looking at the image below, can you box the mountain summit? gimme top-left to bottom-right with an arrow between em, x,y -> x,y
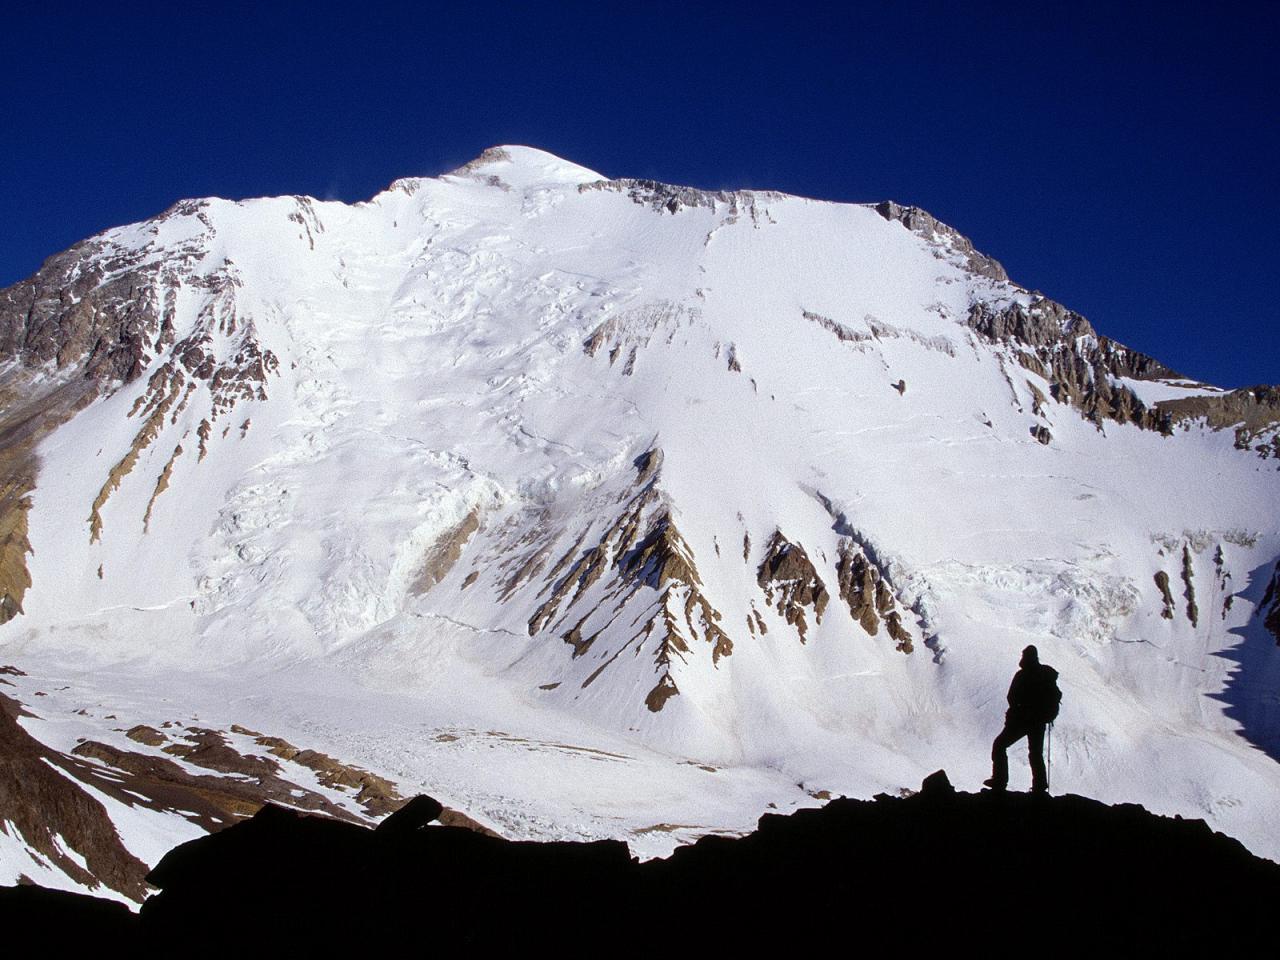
1,146 -> 1277,901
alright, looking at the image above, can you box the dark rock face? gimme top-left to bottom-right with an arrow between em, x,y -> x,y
873,200 -> 1009,281
833,540 -> 914,652
580,178 -> 781,224
0,238 -> 160,384
0,885 -> 137,947
0,205 -> 281,621
757,532 -> 829,642
1156,385 -> 1280,457
835,542 -> 888,635
968,298 -> 1177,433
514,450 -> 729,712
65,718 -> 408,831
0,694 -> 151,902
12,771 -> 1277,952
967,297 -> 1280,447
1260,562 -> 1280,644
968,296 -> 1096,347
1181,545 -> 1200,627
1154,570 -> 1176,619
0,372 -> 97,622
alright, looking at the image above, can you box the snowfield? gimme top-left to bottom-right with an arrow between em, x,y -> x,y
2,146 -> 1277,898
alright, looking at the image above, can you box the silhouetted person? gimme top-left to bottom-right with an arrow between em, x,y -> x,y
985,645 -> 1061,794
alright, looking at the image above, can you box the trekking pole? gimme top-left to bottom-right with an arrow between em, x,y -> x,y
1047,721 -> 1053,790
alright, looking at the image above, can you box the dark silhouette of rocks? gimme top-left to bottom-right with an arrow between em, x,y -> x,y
0,884 -> 138,945
4,770 -> 1277,953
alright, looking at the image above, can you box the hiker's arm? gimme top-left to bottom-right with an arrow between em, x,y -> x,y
1007,672 -> 1025,708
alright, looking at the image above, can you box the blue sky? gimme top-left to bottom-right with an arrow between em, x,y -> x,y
3,1 -> 1275,387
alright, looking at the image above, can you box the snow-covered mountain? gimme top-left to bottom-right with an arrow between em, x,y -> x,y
2,145 -> 1278,903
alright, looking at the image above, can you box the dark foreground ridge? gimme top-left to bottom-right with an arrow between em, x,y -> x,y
4,771 -> 1277,953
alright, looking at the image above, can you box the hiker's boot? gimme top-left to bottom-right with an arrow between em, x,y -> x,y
982,778 -> 1006,792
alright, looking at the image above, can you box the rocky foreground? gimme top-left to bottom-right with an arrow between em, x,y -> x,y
2,771 -> 1275,953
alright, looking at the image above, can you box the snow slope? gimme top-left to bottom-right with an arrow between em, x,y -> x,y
2,145 -> 1277,898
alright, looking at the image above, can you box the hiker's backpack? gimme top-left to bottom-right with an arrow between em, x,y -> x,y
1031,665 -> 1062,724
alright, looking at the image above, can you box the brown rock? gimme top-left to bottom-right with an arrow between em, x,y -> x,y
757,532 -> 829,642
163,728 -> 281,780
967,298 -> 1177,435
411,507 -> 481,593
644,674 -> 679,712
873,201 -> 1009,281
1,694 -> 151,901
125,725 -> 168,747
1181,546 -> 1199,628
1157,386 -> 1280,455
836,543 -> 882,636
1154,570 -> 1175,620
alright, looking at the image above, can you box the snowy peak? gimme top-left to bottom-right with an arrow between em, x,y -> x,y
382,144 -> 607,196
450,144 -> 606,186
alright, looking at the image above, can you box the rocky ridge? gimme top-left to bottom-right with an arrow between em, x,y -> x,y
0,201 -> 282,616
496,448 -> 731,713
7,771 -> 1279,953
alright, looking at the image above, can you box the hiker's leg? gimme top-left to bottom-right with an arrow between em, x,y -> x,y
1028,723 -> 1047,793
989,721 -> 1022,787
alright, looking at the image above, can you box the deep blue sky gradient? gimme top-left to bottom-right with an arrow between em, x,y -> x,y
2,1 -> 1275,387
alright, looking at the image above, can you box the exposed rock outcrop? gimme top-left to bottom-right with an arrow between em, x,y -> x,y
757,532 -> 828,642
968,297 -> 1175,433
1181,545 -> 1199,628
444,145 -> 514,187
967,297 -> 1096,348
968,297 -> 1280,448
0,372 -> 97,622
516,449 -> 730,711
0,236 -> 160,383
89,369 -> 185,543
580,178 -> 781,225
804,308 -> 957,356
582,300 -> 696,376
238,730 -> 403,817
0,212 -> 279,607
412,508 -> 481,593
1154,570 -> 1176,619
125,724 -> 168,747
142,442 -> 183,532
1156,386 -> 1280,458
0,694 -> 150,902
835,541 -> 891,636
643,674 -> 679,713
873,201 -> 1009,281
834,539 -> 914,652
